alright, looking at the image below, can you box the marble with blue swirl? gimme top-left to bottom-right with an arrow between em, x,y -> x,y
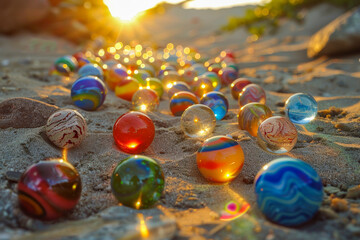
255,157 -> 323,226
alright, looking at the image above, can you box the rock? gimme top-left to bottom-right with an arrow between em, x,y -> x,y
5,171 -> 22,182
347,185 -> 360,199
0,98 -> 59,129
346,224 -> 360,236
324,186 -> 340,195
330,198 -> 348,212
0,0 -> 50,33
318,207 -> 339,220
308,7 -> 360,57
12,206 -> 177,240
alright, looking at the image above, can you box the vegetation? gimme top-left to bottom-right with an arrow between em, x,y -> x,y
221,0 -> 360,37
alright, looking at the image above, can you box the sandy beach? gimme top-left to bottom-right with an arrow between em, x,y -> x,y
1,3 -> 360,240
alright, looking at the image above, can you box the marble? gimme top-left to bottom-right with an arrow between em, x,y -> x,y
285,93 -> 318,124
238,84 -> 266,107
170,91 -> 198,116
200,91 -> 229,120
132,88 -> 159,112
180,104 -> 216,138
255,157 -> 323,226
238,103 -> 272,137
115,76 -> 140,101
230,78 -> 252,100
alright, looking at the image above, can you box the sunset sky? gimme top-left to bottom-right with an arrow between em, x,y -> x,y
104,0 -> 265,21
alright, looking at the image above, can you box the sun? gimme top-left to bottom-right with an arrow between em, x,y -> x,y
104,0 -> 158,22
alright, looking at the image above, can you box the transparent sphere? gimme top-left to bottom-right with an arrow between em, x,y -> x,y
132,88 -> 159,112
238,84 -> 266,107
191,76 -> 214,97
257,116 -> 297,154
285,93 -> 317,124
181,104 -> 216,138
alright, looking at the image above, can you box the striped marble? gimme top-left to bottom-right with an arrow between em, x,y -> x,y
46,109 -> 87,149
255,157 -> 323,226
170,91 -> 198,116
238,84 -> 266,107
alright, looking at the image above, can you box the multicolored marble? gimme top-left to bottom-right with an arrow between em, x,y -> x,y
158,64 -> 176,78
115,76 -> 140,101
191,76 -> 214,97
18,160 -> 82,220
106,64 -> 128,91
71,76 -> 107,111
219,67 -> 238,86
139,63 -> 155,77
238,103 -> 272,137
255,157 -> 323,226
113,111 -> 155,154
55,55 -> 78,72
285,93 -> 318,124
180,104 -> 216,138
220,200 -> 250,221
46,109 -> 87,149
73,52 -> 90,68
132,88 -> 159,112
143,77 -> 164,99
200,91 -> 229,120
190,63 -> 207,76
197,135 -> 244,182
230,78 -> 252,100
161,71 -> 183,93
170,91 -> 199,116
257,116 -> 298,154
78,64 -> 104,80
181,67 -> 198,84
238,84 -> 266,107
132,69 -> 151,85
201,72 -> 222,91
207,62 -> 222,74
54,63 -> 70,76
167,82 -> 191,99
111,155 -> 164,209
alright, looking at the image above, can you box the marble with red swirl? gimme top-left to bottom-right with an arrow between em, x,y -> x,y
46,109 -> 87,149
238,84 -> 266,107
257,116 -> 297,154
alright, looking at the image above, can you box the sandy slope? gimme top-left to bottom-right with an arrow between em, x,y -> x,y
0,3 -> 360,240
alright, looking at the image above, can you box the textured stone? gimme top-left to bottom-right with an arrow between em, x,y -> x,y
12,206 -> 177,240
308,7 -> 360,57
0,98 -> 59,129
347,185 -> 360,199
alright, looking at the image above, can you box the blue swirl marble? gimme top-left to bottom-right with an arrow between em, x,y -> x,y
200,91 -> 229,120
255,157 -> 323,226
71,76 -> 107,111
78,64 -> 104,80
285,93 -> 317,124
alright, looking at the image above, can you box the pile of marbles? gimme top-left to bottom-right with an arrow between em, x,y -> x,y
18,42 -> 322,227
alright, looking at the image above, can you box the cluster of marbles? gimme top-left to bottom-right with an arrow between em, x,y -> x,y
46,109 -> 87,149
197,135 -> 244,182
111,155 -> 165,209
180,104 -> 216,138
255,157 -> 323,226
113,111 -> 155,154
18,160 -> 82,220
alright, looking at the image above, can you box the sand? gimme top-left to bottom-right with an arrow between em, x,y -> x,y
0,3 -> 360,240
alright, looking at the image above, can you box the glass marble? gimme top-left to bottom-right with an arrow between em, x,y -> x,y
139,63 -> 155,77
167,82 -> 191,99
285,93 -> 318,124
54,63 -> 70,76
200,91 -> 229,121
201,72 -> 222,91
230,78 -> 252,100
142,77 -> 164,99
115,76 -> 140,101
132,88 -> 159,112
71,76 -> 107,111
180,104 -> 216,138
170,91 -> 198,116
106,64 -> 128,91
132,69 -> 151,85
191,76 -> 214,97
158,64 -> 176,78
113,111 -> 155,154
55,55 -> 78,72
46,109 -> 87,149
111,155 -> 164,209
221,61 -> 238,72
161,71 -> 183,93
18,160 -> 81,220
207,62 -> 222,74
255,157 -> 323,226
238,103 -> 272,137
197,135 -> 244,182
257,116 -> 298,154
190,63 -> 207,76
238,84 -> 266,107
219,67 -> 238,86
181,67 -> 198,84
78,63 -> 104,80
73,52 -> 90,68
